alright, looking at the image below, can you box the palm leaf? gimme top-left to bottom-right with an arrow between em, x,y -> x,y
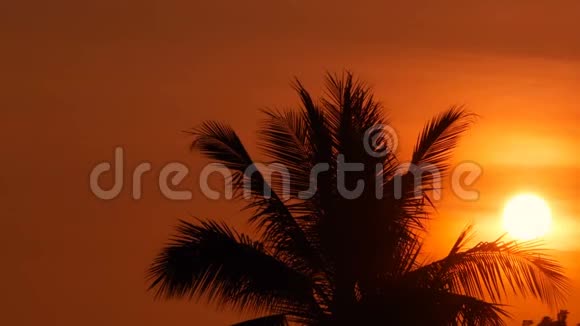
356,287 -> 507,325
412,106 -> 475,175
147,219 -> 320,319
258,108 -> 313,198
379,107 -> 475,234
441,292 -> 508,326
190,121 -> 322,273
410,227 -> 570,307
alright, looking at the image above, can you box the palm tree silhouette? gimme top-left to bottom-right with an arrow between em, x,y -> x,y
148,72 -> 569,325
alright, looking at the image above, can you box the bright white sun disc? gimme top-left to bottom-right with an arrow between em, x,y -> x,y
502,194 -> 552,240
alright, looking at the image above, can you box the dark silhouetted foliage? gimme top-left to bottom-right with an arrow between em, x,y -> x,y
148,72 -> 569,325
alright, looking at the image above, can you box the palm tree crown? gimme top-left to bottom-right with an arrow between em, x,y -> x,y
148,72 -> 569,325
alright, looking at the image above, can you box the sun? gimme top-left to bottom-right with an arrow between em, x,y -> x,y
502,193 -> 552,240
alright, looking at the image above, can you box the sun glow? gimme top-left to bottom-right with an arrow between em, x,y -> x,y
502,194 -> 552,241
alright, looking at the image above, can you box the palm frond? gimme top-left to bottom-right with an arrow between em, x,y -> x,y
291,80 -> 337,262
291,79 -> 335,203
258,108 -> 312,198
412,106 -> 475,172
190,121 -> 322,274
315,72 -> 404,277
356,287 -> 507,325
322,71 -> 385,154
148,219 -> 320,318
190,121 -> 253,183
292,79 -> 334,167
378,108 -> 475,235
442,292 -> 509,326
410,228 -> 570,307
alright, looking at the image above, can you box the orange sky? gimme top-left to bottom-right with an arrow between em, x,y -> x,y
1,1 -> 579,325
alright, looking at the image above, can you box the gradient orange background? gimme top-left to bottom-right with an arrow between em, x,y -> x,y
1,1 -> 579,325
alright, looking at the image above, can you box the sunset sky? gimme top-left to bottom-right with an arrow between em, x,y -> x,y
1,1 -> 579,325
